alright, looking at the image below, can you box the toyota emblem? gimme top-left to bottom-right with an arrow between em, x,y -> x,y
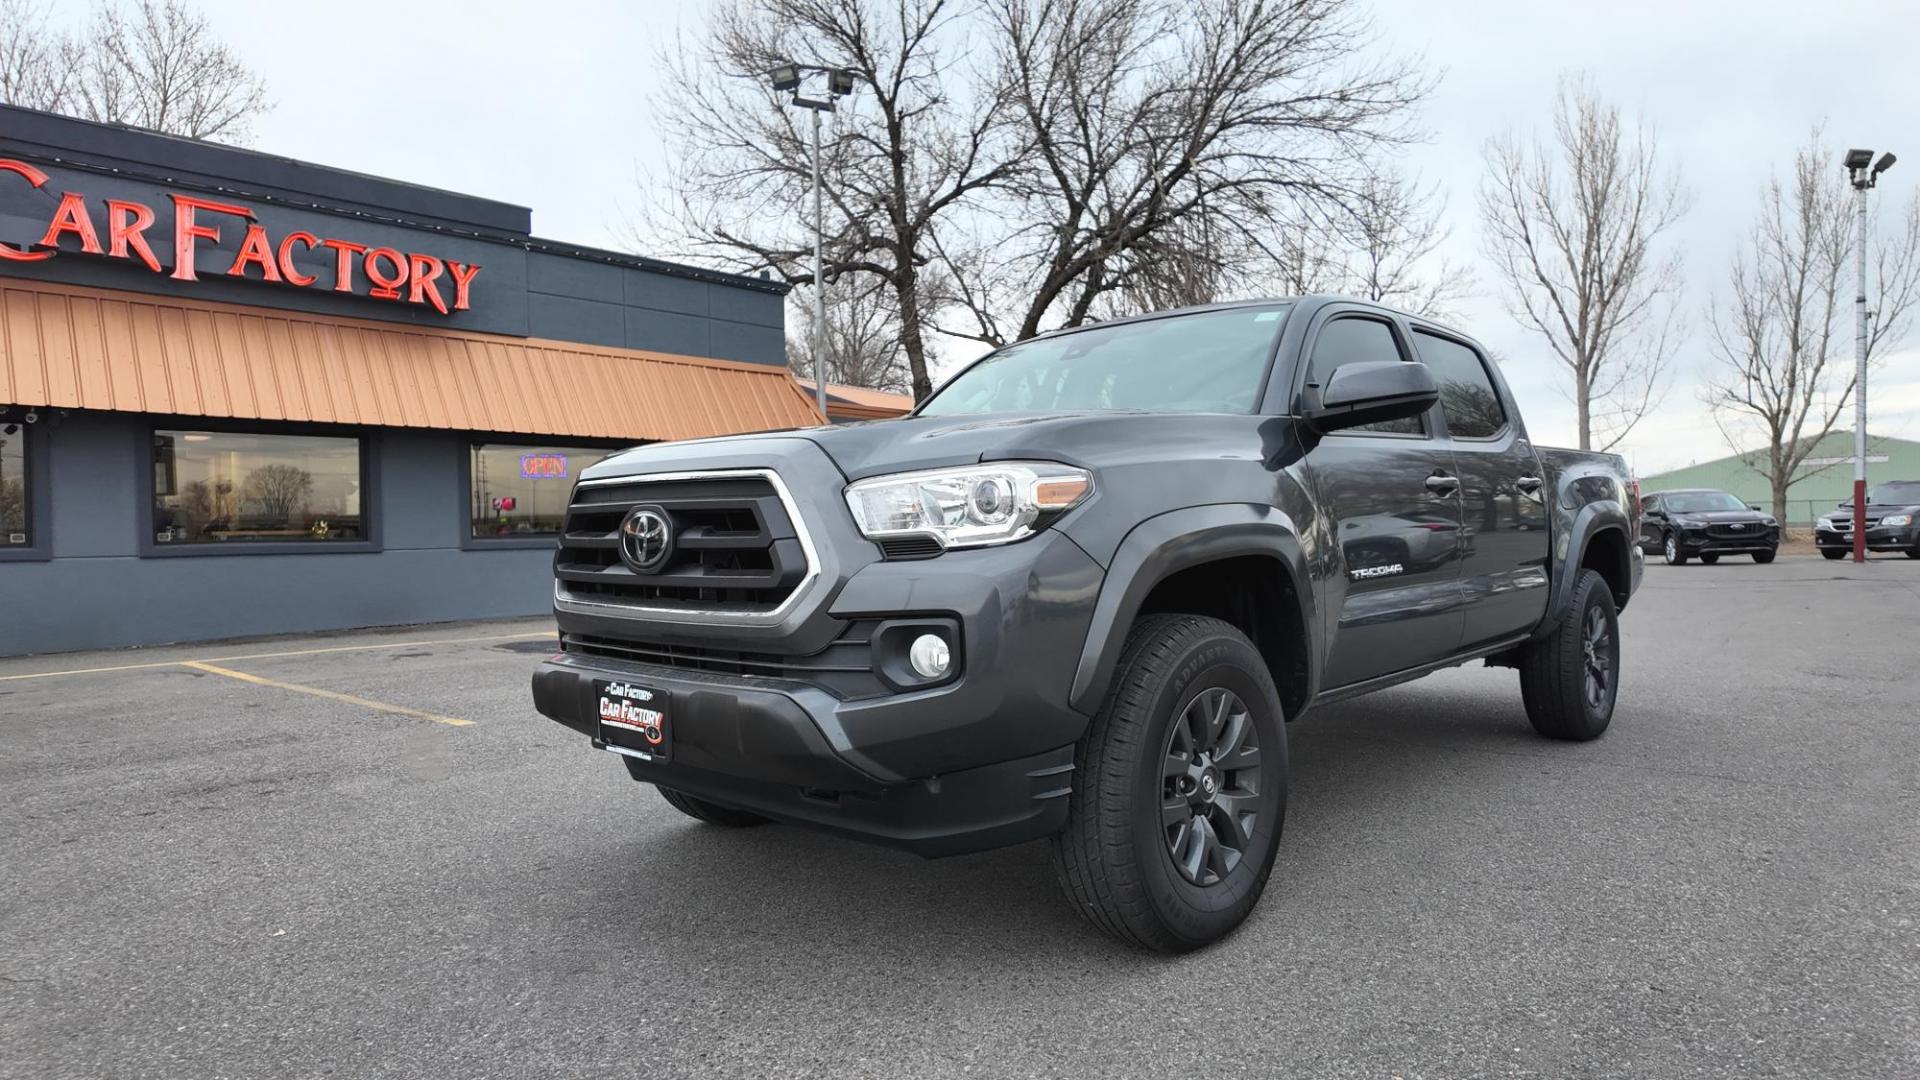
618,505 -> 674,573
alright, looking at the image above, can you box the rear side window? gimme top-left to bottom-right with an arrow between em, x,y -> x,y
1415,331 -> 1507,439
1306,316 -> 1422,435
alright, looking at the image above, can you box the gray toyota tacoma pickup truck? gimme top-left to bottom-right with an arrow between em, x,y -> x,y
532,296 -> 1643,951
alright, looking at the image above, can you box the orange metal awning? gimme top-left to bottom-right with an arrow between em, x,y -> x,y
0,277 -> 824,440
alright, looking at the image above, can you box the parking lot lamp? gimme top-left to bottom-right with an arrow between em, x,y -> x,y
770,63 -> 856,421
1844,148 -> 1896,561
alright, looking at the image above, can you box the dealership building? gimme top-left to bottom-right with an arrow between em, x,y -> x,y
0,104 -> 832,657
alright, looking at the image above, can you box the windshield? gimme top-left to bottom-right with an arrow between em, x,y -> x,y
919,305 -> 1290,417
1867,481 -> 1920,505
1664,492 -> 1748,513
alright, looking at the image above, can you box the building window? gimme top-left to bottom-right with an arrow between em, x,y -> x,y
152,430 -> 366,545
1,422 -> 29,547
469,442 -> 614,538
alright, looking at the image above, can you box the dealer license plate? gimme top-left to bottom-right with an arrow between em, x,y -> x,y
595,680 -> 670,762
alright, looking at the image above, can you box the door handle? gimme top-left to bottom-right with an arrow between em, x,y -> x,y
1516,475 -> 1543,495
1424,473 -> 1458,496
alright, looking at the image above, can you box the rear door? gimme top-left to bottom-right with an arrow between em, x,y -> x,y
1299,309 -> 1467,689
1410,327 -> 1551,648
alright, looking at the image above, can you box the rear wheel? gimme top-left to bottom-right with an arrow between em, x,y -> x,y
1821,548 -> 1846,560
1517,569 -> 1618,742
1663,533 -> 1689,565
1051,614 -> 1288,952
1753,549 -> 1776,564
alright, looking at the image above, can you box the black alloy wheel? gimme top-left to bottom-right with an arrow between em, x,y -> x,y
1161,687 -> 1262,887
1580,602 -> 1614,715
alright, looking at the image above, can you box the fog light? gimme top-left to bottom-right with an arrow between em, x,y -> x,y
908,633 -> 951,679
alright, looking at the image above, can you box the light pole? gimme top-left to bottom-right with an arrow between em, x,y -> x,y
1844,147 -> 1896,562
770,62 -> 856,423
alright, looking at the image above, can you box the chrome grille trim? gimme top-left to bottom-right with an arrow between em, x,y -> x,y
552,468 -> 821,626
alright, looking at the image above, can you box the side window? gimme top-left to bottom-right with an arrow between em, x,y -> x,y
1305,316 -> 1423,435
1414,331 -> 1507,439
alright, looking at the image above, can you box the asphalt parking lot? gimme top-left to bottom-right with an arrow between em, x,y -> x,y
3,554 -> 1917,1079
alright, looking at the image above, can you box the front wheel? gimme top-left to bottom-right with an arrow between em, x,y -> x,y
1517,569 -> 1619,741
1752,549 -> 1776,564
1051,614 -> 1288,953
1699,554 -> 1720,565
1821,548 -> 1846,560
1663,533 -> 1689,565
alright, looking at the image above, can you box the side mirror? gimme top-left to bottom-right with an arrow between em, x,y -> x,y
1309,361 -> 1440,433
1749,504 -> 1762,512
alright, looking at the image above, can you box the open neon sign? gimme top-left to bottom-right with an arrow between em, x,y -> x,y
520,453 -> 568,479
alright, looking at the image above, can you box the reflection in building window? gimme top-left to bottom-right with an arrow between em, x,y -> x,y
470,443 -> 613,538
0,423 -> 27,546
152,430 -> 365,544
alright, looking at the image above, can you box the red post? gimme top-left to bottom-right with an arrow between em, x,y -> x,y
1853,479 -> 1867,562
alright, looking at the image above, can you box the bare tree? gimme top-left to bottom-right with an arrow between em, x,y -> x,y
1480,76 -> 1689,451
1337,175 -> 1473,318
786,279 -> 913,393
941,0 -> 1428,345
242,464 -> 313,525
0,0 -> 75,111
1702,131 -> 1920,524
0,0 -> 268,143
76,0 -> 269,141
648,0 -> 1019,402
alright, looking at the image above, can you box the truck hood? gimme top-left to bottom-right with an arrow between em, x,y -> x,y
796,411 -> 1178,479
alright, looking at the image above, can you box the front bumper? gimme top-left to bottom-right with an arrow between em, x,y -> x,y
533,654 -> 1075,856
1815,524 -> 1919,552
533,523 -> 1106,857
1672,529 -> 1779,555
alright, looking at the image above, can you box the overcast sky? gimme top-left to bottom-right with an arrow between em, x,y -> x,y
183,0 -> 1920,474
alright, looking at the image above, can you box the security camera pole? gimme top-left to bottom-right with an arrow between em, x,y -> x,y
1844,148 -> 1897,562
769,63 -> 857,422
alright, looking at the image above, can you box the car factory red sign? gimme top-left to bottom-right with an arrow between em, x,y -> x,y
0,158 -> 480,314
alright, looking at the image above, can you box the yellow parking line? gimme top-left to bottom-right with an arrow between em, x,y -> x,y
0,629 -> 555,683
181,661 -> 474,727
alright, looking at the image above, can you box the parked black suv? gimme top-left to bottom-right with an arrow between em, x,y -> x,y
1638,489 -> 1780,565
532,297 -> 1643,950
1814,480 -> 1920,559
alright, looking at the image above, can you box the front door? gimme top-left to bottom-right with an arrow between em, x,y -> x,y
1410,328 -> 1552,647
1300,311 -> 1467,689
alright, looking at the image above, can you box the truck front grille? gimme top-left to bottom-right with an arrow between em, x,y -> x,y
561,622 -> 886,699
554,472 -> 813,618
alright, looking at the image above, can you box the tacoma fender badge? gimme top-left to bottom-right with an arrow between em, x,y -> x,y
1349,563 -> 1405,580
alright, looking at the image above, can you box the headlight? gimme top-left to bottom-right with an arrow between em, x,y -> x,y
1762,516 -> 1778,527
1882,513 -> 1914,527
845,462 -> 1094,550
1815,518 -> 1836,531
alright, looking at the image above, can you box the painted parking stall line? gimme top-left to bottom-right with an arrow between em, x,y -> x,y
181,661 -> 475,728
0,630 -> 556,684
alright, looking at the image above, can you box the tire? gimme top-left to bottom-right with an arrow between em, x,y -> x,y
1753,549 -> 1776,564
1517,569 -> 1619,742
1821,548 -> 1846,560
1051,614 -> 1288,953
1699,554 -> 1719,565
1663,532 -> 1688,565
657,786 -> 770,827
626,761 -> 770,827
